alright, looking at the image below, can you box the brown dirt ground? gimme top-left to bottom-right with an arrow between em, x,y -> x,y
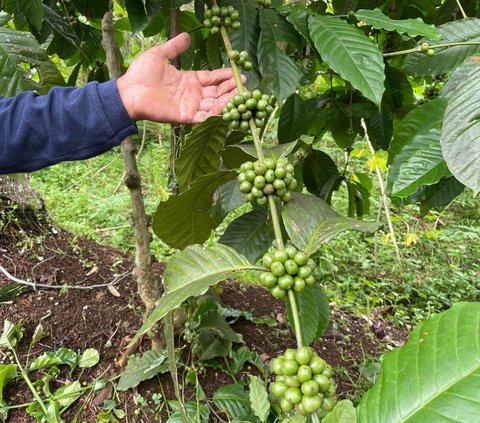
0,231 -> 407,422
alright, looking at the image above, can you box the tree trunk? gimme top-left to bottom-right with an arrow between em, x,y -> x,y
0,175 -> 46,237
101,2 -> 164,350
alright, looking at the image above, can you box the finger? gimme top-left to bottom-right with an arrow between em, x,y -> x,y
192,110 -> 209,124
216,78 -> 239,97
196,68 -> 236,85
209,91 -> 239,115
149,33 -> 191,61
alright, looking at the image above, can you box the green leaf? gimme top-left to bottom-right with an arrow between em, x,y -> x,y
52,380 -> 82,408
117,350 -> 168,391
388,98 -> 447,165
323,400 -> 357,423
210,179 -> 245,225
440,56 -> 480,98
248,376 -> 270,422
390,129 -> 449,198
353,8 -> 440,39
125,0 -> 161,34
366,104 -> 393,151
176,116 -> 229,191
278,93 -> 310,144
357,302 -> 480,423
302,150 -> 340,200
152,171 -> 236,249
0,320 -> 23,350
223,141 -> 299,169
441,64 -> 480,193
419,177 -> 465,214
286,284 -> 329,346
404,18 -> 480,77
196,298 -> 242,344
258,8 -> 302,102
129,244 -> 260,345
168,401 -> 210,422
0,365 -> 17,404
17,0 -> 44,31
29,323 -> 47,349
282,193 -> 379,255
29,348 -> 78,371
263,9 -> 302,47
308,14 -> 385,107
224,0 -> 261,89
196,331 -> 231,360
220,207 -> 274,264
0,12 -> 11,26
224,308 -> 277,328
213,383 -> 251,419
0,27 -> 64,96
27,399 -> 62,423
231,346 -> 256,375
43,4 -> 80,59
280,5 -> 313,47
78,348 -> 100,368
71,0 -> 108,19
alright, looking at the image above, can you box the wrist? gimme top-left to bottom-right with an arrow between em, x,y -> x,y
116,76 -> 139,121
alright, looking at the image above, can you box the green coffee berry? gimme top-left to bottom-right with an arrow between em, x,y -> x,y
270,348 -> 337,415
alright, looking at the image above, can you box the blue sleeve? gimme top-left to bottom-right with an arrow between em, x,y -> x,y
0,79 -> 138,174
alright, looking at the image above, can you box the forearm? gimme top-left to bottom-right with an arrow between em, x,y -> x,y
0,80 -> 138,174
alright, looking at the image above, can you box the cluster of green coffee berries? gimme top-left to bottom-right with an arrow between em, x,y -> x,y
238,157 -> 297,205
223,89 -> 274,131
256,0 -> 272,5
260,246 -> 316,298
420,42 -> 435,56
270,347 -> 336,415
228,50 -> 253,71
203,6 -> 240,34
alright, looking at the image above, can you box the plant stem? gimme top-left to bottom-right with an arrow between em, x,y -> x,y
11,349 -> 49,416
384,41 -> 480,57
220,26 -> 245,94
267,196 -> 284,249
219,20 -> 304,348
361,120 -> 401,264
455,0 -> 468,18
288,290 -> 303,347
311,412 -> 322,423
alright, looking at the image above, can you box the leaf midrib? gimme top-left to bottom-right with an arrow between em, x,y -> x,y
312,17 -> 380,99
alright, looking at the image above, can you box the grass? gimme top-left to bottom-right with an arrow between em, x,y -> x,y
30,123 -> 177,258
318,193 -> 480,326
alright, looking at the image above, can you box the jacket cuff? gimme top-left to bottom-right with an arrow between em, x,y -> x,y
96,79 -> 138,140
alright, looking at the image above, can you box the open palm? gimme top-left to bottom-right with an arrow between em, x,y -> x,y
117,33 -> 240,124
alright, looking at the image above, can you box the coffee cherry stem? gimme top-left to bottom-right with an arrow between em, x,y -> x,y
384,40 -> 480,57
220,26 -> 245,94
288,290 -> 304,347
218,4 -> 304,349
311,411 -> 322,423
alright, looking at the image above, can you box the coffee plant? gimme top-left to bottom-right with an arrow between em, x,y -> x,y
2,0 -> 480,421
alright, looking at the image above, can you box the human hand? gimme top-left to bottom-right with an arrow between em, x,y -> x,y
117,33 -> 243,124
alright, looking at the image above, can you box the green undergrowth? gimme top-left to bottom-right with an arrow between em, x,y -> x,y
319,193 -> 480,326
30,125 -> 177,258
30,131 -> 480,327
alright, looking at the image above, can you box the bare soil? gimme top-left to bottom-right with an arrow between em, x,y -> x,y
0,231 -> 407,422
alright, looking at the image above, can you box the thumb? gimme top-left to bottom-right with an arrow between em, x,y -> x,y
156,32 -> 191,61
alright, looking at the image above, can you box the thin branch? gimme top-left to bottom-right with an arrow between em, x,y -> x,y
455,0 -> 468,19
0,265 -> 131,290
361,119 -> 401,264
